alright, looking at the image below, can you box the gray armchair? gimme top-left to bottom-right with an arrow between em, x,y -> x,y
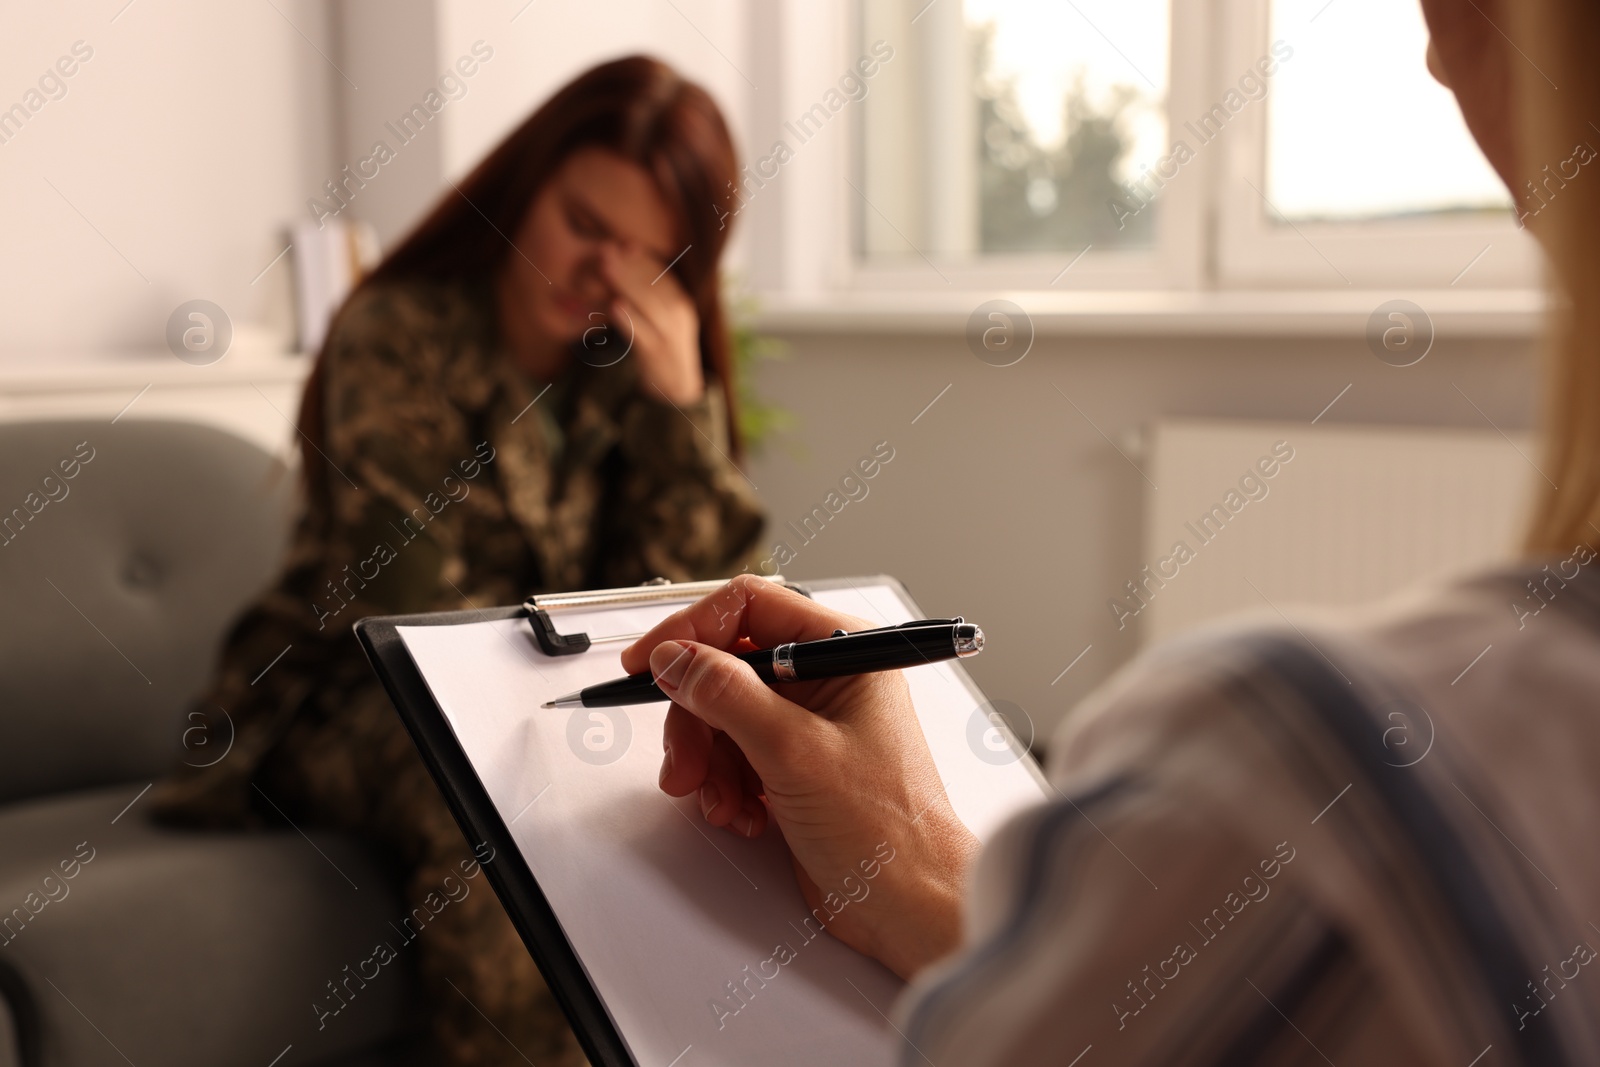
0,419 -> 411,1066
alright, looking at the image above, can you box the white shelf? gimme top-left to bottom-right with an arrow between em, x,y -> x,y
0,350 -> 314,459
0,350 -> 311,393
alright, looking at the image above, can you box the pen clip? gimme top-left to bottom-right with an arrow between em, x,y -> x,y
829,617 -> 962,638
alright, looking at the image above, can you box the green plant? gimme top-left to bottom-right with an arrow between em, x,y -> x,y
726,281 -> 795,455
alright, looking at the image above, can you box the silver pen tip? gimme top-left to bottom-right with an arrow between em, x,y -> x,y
540,701 -> 557,709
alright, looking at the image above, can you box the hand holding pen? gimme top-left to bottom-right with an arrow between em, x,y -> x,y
616,574 -> 980,981
544,617 -> 982,708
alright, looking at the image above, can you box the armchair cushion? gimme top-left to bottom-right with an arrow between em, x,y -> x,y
0,418 -> 293,803
0,786 -> 412,1066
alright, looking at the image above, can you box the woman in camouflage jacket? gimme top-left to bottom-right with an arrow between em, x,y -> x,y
152,57 -> 763,1066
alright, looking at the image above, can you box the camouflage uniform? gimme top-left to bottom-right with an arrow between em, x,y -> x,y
151,278 -> 764,1066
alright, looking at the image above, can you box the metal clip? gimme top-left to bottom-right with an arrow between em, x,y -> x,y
526,575 -> 807,656
829,617 -> 962,638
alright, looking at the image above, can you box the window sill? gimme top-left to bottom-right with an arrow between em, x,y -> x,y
751,288 -> 1545,339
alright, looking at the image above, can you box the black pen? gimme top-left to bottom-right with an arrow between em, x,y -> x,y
540,618 -> 984,709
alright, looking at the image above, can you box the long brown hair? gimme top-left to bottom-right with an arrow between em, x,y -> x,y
1514,0 -> 1600,555
298,55 -> 743,496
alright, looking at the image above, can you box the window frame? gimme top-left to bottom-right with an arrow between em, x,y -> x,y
741,0 -> 1539,301
1211,0 -> 1538,291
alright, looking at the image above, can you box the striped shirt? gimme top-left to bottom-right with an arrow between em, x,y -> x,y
898,558 -> 1600,1066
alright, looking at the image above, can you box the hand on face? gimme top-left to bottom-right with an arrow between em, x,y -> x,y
620,575 -> 981,980
597,241 -> 705,406
502,147 -> 708,402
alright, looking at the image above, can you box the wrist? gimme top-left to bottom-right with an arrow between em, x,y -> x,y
871,811 -> 980,980
616,381 -> 726,468
641,371 -> 705,407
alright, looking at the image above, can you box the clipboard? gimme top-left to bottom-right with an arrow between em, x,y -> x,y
355,575 -> 1048,1067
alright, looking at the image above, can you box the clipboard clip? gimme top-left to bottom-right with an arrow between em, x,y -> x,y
524,576 -> 806,657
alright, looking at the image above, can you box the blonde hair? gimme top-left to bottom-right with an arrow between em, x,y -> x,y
1518,0 -> 1600,554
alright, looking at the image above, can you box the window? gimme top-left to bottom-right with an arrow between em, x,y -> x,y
847,0 -> 1534,291
1265,0 -> 1507,222
859,0 -> 1170,259
971,0 -> 1173,254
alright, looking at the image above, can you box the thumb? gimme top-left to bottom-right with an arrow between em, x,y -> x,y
649,640 -> 817,770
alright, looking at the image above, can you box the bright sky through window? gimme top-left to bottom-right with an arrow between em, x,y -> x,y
1267,0 -> 1509,220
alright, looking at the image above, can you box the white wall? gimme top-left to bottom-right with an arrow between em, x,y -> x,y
328,0 -> 752,260
328,0 -> 445,251
0,0 -> 753,355
437,0 -> 748,179
0,0 -> 335,354
747,327 -> 1540,746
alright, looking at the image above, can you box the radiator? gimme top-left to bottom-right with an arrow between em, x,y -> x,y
1134,418 -> 1538,644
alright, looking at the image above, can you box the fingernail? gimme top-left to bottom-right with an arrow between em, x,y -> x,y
651,641 -> 695,691
734,808 -> 756,837
699,782 -> 720,819
658,745 -> 673,788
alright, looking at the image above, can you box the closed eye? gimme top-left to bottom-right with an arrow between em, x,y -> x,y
565,200 -> 610,241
